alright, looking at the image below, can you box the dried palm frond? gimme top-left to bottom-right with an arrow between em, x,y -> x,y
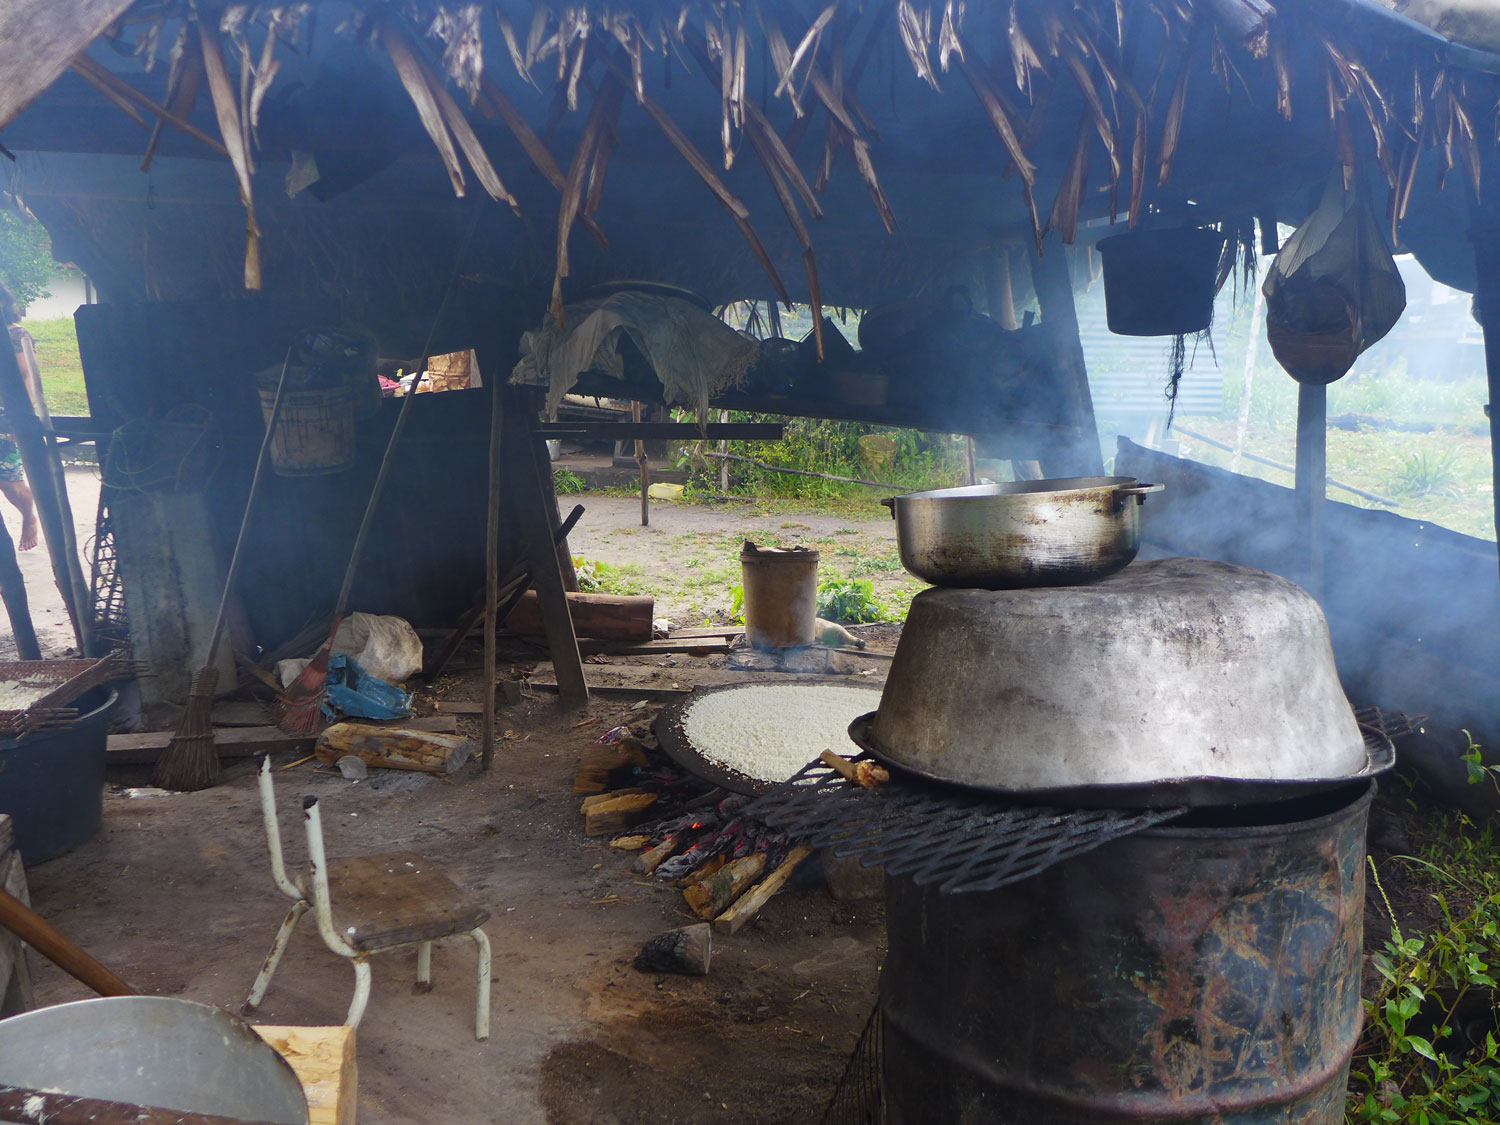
956,53 -> 1036,188
1200,0 -> 1274,58
141,24 -> 202,172
897,0 -> 939,89
776,4 -> 836,100
1008,1 -> 1045,97
598,49 -> 792,308
494,9 -> 536,89
937,0 -> 964,72
426,3 -> 483,103
196,22 -> 260,289
71,54 -> 148,126
1156,25 -> 1200,187
1046,117 -> 1091,244
552,75 -> 620,323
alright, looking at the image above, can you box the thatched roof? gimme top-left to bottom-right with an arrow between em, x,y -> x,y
4,1 -> 1499,319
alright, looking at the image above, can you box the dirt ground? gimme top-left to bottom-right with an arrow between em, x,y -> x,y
24,642 -> 889,1124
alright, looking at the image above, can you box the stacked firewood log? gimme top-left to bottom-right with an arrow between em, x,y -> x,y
575,726 -> 813,934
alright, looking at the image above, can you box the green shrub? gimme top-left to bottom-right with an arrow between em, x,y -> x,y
816,576 -> 887,623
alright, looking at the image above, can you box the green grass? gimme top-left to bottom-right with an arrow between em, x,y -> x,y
21,316 -> 87,416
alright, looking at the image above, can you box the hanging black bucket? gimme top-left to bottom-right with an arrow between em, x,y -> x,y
1098,227 -> 1227,336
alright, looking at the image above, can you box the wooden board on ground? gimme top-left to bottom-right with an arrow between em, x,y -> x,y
253,1025 -> 357,1125
106,726 -> 316,765
530,681 -> 688,702
583,639 -> 732,657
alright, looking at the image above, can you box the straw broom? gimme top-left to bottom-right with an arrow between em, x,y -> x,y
152,350 -> 293,791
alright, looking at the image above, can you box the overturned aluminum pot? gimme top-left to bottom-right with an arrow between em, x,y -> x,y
867,558 -> 1374,802
881,476 -> 1162,589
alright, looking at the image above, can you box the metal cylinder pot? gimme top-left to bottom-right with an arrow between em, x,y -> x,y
882,477 -> 1162,589
881,782 -> 1372,1124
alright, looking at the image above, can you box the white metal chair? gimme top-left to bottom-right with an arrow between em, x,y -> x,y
244,756 -> 492,1039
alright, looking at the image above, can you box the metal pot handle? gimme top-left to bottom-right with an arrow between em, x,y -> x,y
880,497 -> 896,519
1113,482 -> 1164,508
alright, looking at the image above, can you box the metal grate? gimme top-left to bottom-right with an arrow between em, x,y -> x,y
822,1003 -> 884,1125
743,756 -> 1185,896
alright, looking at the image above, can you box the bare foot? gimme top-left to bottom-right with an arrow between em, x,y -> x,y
18,514 -> 37,551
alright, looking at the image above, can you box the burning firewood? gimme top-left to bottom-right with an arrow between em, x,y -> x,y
683,853 -> 767,920
635,923 -> 712,976
714,845 -> 814,935
635,832 -> 683,874
818,750 -> 890,788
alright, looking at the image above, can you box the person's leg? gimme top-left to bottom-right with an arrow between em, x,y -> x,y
0,439 -> 37,550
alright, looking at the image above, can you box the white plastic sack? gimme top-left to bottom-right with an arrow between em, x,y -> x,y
273,612 -> 423,688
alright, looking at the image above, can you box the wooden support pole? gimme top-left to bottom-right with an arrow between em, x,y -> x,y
0,337 -> 91,654
531,428 -> 578,593
507,391 -> 588,708
1472,205 -> 1500,591
0,512 -> 39,660
1294,381 -> 1327,599
633,401 -> 649,527
482,383 -> 504,770
1027,234 -> 1105,478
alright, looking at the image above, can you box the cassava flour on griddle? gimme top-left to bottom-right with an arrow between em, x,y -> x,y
681,683 -> 879,783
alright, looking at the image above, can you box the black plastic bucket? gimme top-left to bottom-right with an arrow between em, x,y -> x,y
0,685 -> 116,864
1098,227 -> 1227,336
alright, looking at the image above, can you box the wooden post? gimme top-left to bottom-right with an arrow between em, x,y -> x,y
1028,234 -> 1105,477
1294,381 -> 1326,599
1471,206 -> 1500,589
0,342 -> 91,654
633,401 -> 649,526
482,383 -> 504,770
0,513 -> 39,660
530,432 -> 578,593
985,248 -> 1021,331
1230,282 -> 1266,474
506,390 -> 588,708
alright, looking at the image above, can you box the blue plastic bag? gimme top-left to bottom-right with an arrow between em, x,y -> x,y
322,654 -> 413,721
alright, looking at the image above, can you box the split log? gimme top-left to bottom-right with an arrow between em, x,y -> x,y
582,792 -> 658,836
315,723 -> 473,775
252,1025 -> 357,1125
634,923 -> 712,976
574,738 -> 651,794
714,846 -> 814,935
683,853 -> 766,920
610,834 -> 651,851
677,853 -> 727,888
505,590 -> 653,642
635,833 -> 681,874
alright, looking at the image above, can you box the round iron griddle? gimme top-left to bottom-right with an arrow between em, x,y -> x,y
847,712 -> 1396,809
655,681 -> 884,796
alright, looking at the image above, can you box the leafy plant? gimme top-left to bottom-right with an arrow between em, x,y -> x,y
1349,829 -> 1500,1123
1386,449 -> 1463,499
728,584 -> 746,624
0,210 -> 56,310
816,576 -> 887,623
572,555 -> 643,595
554,467 -> 586,494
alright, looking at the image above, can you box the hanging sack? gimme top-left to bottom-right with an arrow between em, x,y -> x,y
1262,173 -> 1406,384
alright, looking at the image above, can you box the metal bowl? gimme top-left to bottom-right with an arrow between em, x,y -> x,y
0,996 -> 309,1123
867,558 -> 1374,801
881,476 -> 1162,589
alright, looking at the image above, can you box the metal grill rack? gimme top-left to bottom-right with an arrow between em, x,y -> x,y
743,756 -> 1187,896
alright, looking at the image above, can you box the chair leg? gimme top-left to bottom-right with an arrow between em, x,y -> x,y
243,900 -> 308,1014
415,941 -> 433,993
346,957 -> 373,1029
471,927 -> 491,1042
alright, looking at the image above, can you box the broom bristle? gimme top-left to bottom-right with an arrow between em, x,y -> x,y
266,692 -> 327,736
153,667 -> 222,791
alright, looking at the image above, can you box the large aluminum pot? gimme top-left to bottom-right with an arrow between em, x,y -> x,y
0,996 -> 309,1123
882,476 -> 1163,589
865,557 -> 1378,804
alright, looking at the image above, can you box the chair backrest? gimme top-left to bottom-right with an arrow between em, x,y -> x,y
257,756 -> 303,902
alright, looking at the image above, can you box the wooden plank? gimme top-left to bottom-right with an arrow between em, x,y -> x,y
506,590 -> 654,642
666,626 -> 745,640
582,638 -> 731,657
529,680 -> 687,702
253,1025 -> 357,1125
211,700 -> 274,726
534,422 -> 784,440
107,726 -> 315,765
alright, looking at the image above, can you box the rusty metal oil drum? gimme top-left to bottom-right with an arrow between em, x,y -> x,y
880,781 -> 1372,1123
